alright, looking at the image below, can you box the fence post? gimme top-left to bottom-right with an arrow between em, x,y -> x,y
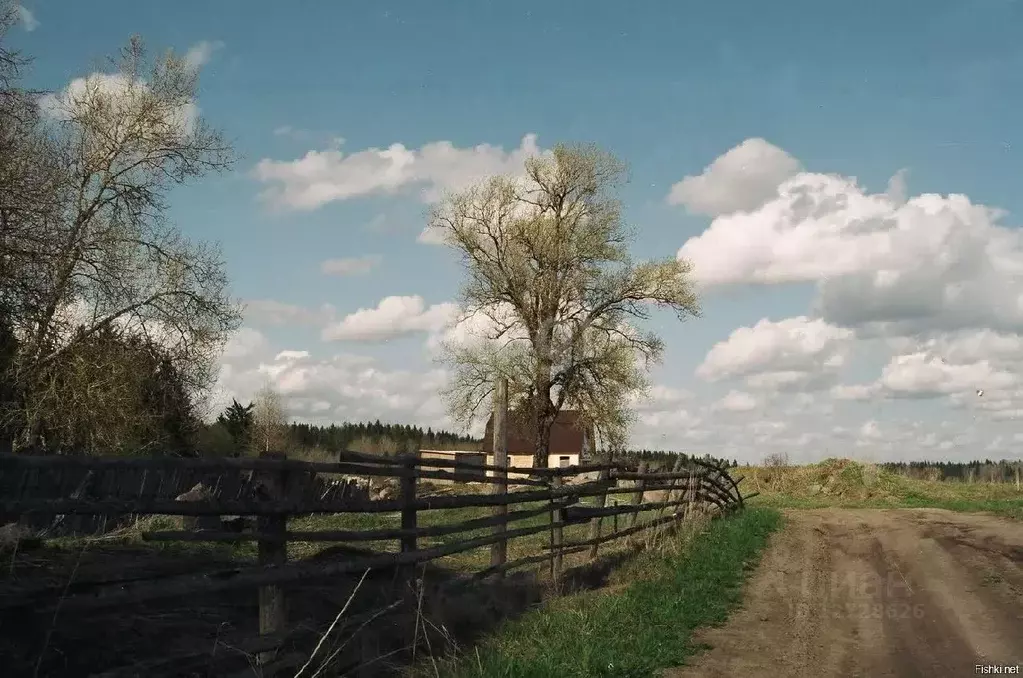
628,461 -> 648,529
550,475 -> 564,585
257,451 -> 289,671
489,377 -> 509,574
667,456 -> 686,517
587,460 -> 613,562
399,454 -> 417,553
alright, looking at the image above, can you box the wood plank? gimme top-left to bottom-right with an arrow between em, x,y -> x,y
141,505 -> 553,544
10,521 -> 561,613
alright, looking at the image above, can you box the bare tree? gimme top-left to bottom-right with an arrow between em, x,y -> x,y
248,383 -> 291,455
0,27 -> 242,452
430,143 -> 700,466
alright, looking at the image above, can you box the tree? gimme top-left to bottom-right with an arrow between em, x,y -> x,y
217,399 -> 254,454
430,143 -> 700,466
18,324 -> 201,455
0,26 -> 241,452
248,383 -> 291,455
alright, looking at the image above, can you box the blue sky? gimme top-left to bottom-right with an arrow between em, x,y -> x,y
15,1 -> 1023,462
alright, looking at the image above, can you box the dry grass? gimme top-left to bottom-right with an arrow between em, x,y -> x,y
742,458 -> 1023,519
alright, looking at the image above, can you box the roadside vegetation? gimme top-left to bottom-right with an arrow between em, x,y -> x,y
415,507 -> 782,678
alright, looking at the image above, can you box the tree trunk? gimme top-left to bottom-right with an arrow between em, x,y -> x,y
531,402 -> 556,469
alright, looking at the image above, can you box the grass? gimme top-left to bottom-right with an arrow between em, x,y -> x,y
419,507 -> 782,678
741,458 -> 1023,520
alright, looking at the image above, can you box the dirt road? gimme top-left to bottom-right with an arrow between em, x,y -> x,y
666,509 -> 1023,678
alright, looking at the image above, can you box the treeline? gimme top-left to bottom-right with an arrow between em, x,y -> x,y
614,450 -> 738,469
881,459 -> 1023,483
196,398 -> 480,458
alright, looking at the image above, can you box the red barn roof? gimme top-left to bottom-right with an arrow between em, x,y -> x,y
481,410 -> 593,456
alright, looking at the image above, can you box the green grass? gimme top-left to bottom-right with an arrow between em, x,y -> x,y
424,507 -> 782,678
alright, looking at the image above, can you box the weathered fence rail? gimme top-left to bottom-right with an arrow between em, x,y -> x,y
0,450 -> 747,677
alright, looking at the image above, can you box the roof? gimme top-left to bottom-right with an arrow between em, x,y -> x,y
480,410 -> 593,455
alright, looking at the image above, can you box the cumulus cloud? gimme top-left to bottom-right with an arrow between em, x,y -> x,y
667,138 -> 801,216
320,255 -> 382,276
697,316 -> 853,391
211,329 -> 458,430
677,140 -> 1023,336
877,352 -> 1015,399
322,295 -> 459,342
253,134 -> 546,211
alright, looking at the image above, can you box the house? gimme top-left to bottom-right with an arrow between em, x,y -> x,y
480,410 -> 594,478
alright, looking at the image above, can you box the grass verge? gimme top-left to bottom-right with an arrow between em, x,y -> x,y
423,507 -> 782,678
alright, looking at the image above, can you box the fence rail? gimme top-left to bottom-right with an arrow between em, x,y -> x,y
0,449 -> 748,677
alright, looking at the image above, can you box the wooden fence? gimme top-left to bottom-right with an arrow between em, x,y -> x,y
0,450 -> 751,677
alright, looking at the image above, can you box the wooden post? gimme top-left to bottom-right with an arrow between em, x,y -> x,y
257,451 -> 288,671
399,454 -> 417,555
489,377 -> 509,574
587,462 -> 613,562
550,475 -> 564,585
628,461 -> 648,529
667,456 -> 686,521
612,500 -> 618,533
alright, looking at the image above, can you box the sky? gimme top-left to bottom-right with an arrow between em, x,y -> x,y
13,0 -> 1023,463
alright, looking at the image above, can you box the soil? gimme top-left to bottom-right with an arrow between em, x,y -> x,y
664,508 -> 1023,678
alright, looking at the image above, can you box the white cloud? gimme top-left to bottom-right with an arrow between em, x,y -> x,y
322,295 -> 459,342
320,255 -> 382,276
243,300 -> 336,328
220,327 -> 270,361
877,352 -> 1016,399
15,4 -> 38,31
830,383 -> 879,401
183,40 -> 224,70
417,225 -> 447,246
677,141 -> 1023,336
714,390 -> 759,412
39,72 -> 199,136
211,331 -> 460,431
667,138 -> 801,216
697,316 -> 853,391
253,134 -> 545,211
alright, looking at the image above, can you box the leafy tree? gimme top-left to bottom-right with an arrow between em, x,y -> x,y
431,143 -> 700,466
0,21 -> 241,452
247,383 -> 291,455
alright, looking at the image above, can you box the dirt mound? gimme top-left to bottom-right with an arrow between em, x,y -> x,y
747,459 -> 903,501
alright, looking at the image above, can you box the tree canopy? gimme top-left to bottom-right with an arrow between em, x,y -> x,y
431,142 -> 700,466
0,8 -> 241,454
